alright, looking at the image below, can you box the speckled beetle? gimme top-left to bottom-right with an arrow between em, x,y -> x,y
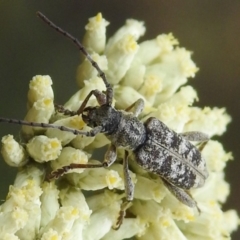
0,12 -> 209,229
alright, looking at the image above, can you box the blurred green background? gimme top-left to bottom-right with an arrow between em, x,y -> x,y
0,1 -> 239,239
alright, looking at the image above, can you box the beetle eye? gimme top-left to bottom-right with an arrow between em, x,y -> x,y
82,112 -> 89,123
82,107 -> 93,117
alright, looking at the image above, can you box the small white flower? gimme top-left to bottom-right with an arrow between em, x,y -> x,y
202,140 -> 233,172
134,175 -> 167,203
106,18 -> 145,52
59,186 -> 92,222
27,135 -> 62,162
105,170 -> 122,190
83,12 -> 109,54
1,135 -> 28,167
138,216 -> 187,240
106,34 -> 139,84
22,97 -> 54,137
184,106 -> 231,137
66,161 -> 128,191
40,181 -> 60,227
27,75 -> 54,108
0,165 -> 44,238
121,61 -> 146,90
38,206 -> 80,238
0,208 -> 29,236
83,193 -> 122,240
134,33 -> 178,65
130,199 -> 165,223
40,228 -> 61,240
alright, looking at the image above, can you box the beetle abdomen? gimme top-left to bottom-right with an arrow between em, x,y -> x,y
107,112 -> 147,151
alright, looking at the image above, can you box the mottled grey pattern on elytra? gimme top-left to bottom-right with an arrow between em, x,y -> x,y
134,117 -> 208,190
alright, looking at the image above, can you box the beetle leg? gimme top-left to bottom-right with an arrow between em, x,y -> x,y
54,104 -> 77,116
113,151 -> 134,230
77,89 -> 107,114
103,143 -> 117,167
48,143 -> 116,180
125,98 -> 144,117
180,131 -> 209,142
180,131 -> 209,152
54,90 -> 107,116
162,178 -> 200,213
196,141 -> 208,152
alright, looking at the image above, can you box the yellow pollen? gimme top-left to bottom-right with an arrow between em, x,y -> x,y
71,208 -> 79,216
71,117 -> 85,129
162,220 -> 170,227
43,98 -> 52,106
109,176 -> 117,184
50,141 -> 60,148
51,236 -> 58,240
96,12 -> 102,22
142,74 -> 162,96
127,35 -> 137,51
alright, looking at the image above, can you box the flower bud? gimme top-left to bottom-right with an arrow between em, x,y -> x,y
27,135 -> 62,163
1,135 -> 28,167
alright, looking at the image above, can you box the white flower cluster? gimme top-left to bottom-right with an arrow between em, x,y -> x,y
0,13 -> 239,240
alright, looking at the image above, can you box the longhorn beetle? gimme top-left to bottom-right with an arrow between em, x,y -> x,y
0,12 -> 209,229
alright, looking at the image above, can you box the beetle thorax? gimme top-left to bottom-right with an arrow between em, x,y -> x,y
107,111 -> 147,151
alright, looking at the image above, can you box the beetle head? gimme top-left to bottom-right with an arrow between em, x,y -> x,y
82,105 -> 121,134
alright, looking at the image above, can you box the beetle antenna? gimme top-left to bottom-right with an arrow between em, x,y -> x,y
36,11 -> 113,105
0,117 -> 93,136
